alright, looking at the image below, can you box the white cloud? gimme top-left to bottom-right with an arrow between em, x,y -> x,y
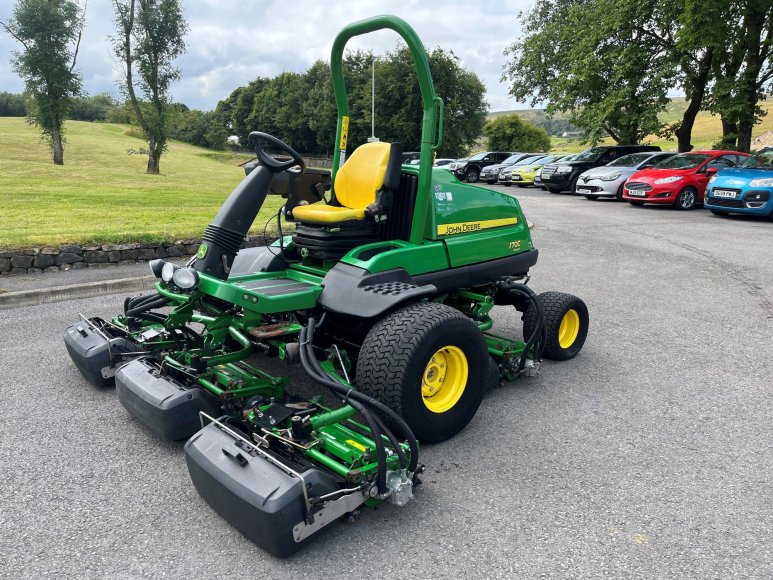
0,0 -> 531,112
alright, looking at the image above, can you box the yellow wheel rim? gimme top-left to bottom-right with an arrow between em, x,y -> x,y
421,345 -> 468,414
558,309 -> 580,349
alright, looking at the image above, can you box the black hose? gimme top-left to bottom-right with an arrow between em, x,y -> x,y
299,326 -> 388,494
126,297 -> 169,317
303,318 -> 419,473
498,280 -> 546,369
125,293 -> 163,314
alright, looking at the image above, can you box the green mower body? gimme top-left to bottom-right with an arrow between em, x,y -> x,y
63,15 -> 588,557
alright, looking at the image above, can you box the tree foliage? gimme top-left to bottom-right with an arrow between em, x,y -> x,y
218,45 -> 487,158
112,0 -> 188,174
504,0 -> 773,152
0,92 -> 26,116
69,93 -> 121,122
2,0 -> 84,164
483,114 -> 551,152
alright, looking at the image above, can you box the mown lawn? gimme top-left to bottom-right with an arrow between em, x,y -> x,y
0,118 -> 285,249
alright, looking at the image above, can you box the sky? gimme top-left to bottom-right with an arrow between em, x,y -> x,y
0,0 -> 533,113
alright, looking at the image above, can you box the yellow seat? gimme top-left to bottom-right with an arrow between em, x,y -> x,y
293,141 -> 392,225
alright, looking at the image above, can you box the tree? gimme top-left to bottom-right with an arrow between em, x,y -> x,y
700,0 -> 772,152
503,0 -> 675,145
0,92 -> 26,116
483,113 -> 551,152
1,0 -> 84,164
69,93 -> 121,122
111,0 -> 188,174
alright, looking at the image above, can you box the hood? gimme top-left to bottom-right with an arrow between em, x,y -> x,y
711,167 -> 773,186
628,167 -> 695,182
580,166 -> 638,180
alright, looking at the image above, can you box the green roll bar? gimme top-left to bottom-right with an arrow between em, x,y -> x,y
330,15 -> 444,245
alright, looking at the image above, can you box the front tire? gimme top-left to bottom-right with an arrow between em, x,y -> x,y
675,187 -> 697,210
356,302 -> 488,443
523,292 -> 589,361
547,185 -> 562,193
584,194 -> 599,200
710,209 -> 728,216
465,168 -> 480,183
628,201 -> 645,206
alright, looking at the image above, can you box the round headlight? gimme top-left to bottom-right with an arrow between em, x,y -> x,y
161,261 -> 179,282
172,267 -> 199,290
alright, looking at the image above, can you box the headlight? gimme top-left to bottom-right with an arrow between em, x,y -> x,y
555,165 -> 571,173
149,259 -> 165,278
654,175 -> 683,184
599,172 -> 621,181
749,178 -> 773,187
172,267 -> 199,290
161,261 -> 179,282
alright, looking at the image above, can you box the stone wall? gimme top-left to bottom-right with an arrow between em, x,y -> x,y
0,237 -> 266,276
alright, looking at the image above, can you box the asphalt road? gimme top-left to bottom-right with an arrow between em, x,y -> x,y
1,186 -> 772,578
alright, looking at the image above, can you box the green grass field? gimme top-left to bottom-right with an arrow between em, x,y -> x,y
0,118 -> 284,249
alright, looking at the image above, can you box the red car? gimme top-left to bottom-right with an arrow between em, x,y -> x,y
622,150 -> 750,210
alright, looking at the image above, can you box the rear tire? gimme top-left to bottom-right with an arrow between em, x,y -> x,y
523,292 -> 589,361
356,302 -> 488,443
465,168 -> 480,183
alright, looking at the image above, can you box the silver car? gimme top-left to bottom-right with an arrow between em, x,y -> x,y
573,152 -> 675,200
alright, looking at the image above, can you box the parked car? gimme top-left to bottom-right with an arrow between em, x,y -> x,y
434,158 -> 456,167
574,152 -> 676,200
541,145 -> 662,193
447,151 -> 515,183
499,154 -> 568,187
401,151 -> 420,164
479,153 -> 534,184
535,154 -> 576,189
622,150 -> 750,210
704,147 -> 773,218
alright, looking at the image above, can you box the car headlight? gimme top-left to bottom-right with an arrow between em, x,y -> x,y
654,175 -> 684,184
749,178 -> 773,187
599,172 -> 621,181
172,267 -> 199,290
555,165 -> 571,173
161,261 -> 179,282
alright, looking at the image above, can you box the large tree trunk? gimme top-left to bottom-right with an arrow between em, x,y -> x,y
51,124 -> 64,165
719,117 -> 738,150
734,4 -> 766,153
146,137 -> 163,174
737,122 -> 754,153
675,49 -> 713,153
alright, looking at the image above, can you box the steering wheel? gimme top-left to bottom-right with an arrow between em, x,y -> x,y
247,131 -> 306,174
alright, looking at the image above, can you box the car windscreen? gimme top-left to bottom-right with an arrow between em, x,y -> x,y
608,153 -> 651,167
468,152 -> 488,161
502,154 -> 524,164
740,150 -> 773,169
653,154 -> 711,170
514,155 -> 545,166
572,147 -> 608,162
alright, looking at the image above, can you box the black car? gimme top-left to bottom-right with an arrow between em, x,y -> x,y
447,151 -> 514,183
541,145 -> 661,193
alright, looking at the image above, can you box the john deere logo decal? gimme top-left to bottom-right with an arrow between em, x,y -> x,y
196,244 -> 208,259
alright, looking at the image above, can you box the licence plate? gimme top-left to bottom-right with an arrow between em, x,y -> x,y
712,189 -> 738,198
576,188 -> 591,194
626,190 -> 645,197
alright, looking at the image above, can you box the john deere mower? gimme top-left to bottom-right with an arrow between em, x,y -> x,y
64,15 -> 588,557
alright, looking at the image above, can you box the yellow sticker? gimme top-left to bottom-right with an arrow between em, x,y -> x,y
339,116 -> 349,150
437,217 -> 518,236
346,439 -> 368,452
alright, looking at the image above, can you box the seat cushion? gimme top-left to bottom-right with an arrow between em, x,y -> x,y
334,142 -> 392,208
292,204 -> 366,224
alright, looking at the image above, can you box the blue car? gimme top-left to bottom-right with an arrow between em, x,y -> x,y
705,148 -> 773,218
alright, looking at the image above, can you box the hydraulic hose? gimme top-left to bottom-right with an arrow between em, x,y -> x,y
126,296 -> 169,317
303,318 -> 419,474
125,293 -> 163,314
299,326 -> 388,494
497,280 -> 546,369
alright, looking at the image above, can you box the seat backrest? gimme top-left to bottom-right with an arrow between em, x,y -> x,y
334,142 -> 401,209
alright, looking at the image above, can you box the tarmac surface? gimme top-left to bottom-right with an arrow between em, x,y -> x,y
1,185 -> 772,578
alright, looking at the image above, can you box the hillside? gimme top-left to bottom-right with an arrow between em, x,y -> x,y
0,118 -> 278,249
489,98 -> 773,152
